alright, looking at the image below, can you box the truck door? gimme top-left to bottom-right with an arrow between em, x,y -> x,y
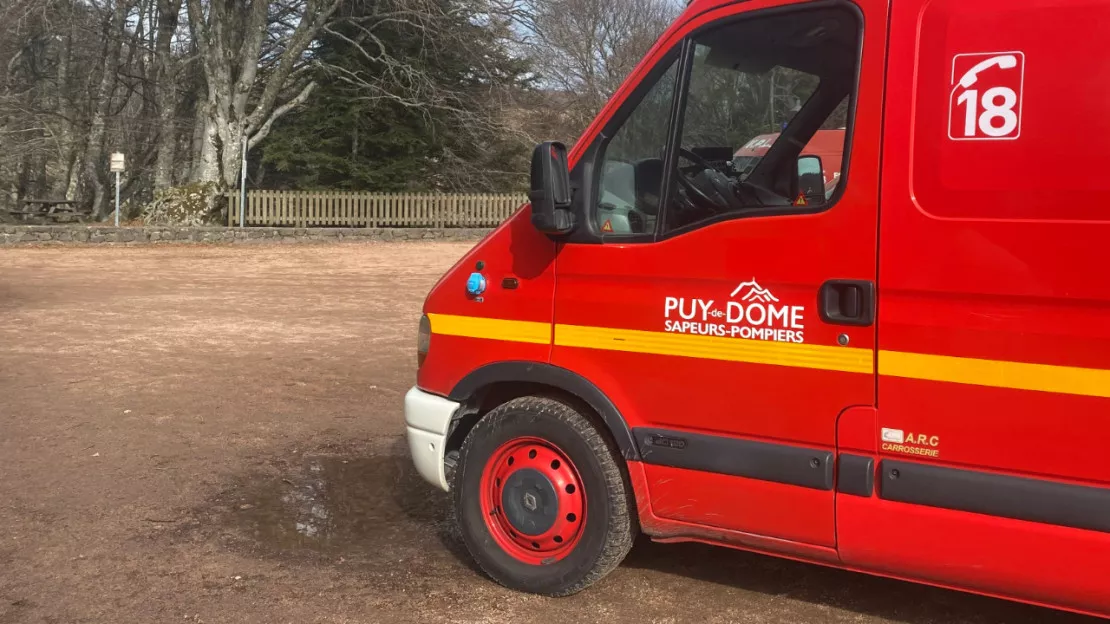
552,0 -> 887,548
838,0 -> 1110,613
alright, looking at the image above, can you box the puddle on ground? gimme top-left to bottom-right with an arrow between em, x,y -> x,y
212,442 -> 451,556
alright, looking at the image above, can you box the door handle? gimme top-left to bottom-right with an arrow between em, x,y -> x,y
819,279 -> 875,326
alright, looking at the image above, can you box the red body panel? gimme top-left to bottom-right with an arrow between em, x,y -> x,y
415,0 -> 1110,616
417,205 -> 555,395
626,460 -> 841,563
835,0 -> 1110,613
644,464 -> 835,546
835,405 -> 876,454
839,497 -> 1110,616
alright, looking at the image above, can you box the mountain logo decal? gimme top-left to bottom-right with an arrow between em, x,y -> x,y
730,279 -> 779,303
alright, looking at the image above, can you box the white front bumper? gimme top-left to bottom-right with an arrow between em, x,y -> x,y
404,386 -> 461,491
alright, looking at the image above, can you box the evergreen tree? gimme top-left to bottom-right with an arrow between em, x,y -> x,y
260,0 -> 532,192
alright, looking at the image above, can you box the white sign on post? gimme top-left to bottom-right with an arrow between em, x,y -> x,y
110,153 -> 125,225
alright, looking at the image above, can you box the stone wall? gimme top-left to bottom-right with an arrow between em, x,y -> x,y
0,225 -> 493,245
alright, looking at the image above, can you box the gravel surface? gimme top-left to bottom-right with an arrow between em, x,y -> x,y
0,242 -> 1096,623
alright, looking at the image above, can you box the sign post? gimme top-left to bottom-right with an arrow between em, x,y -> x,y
109,153 -> 125,226
239,135 -> 248,228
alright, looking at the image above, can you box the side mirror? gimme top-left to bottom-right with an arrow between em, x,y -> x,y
795,155 -> 825,206
529,141 -> 575,235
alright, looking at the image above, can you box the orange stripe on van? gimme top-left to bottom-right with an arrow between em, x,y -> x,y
428,315 -> 1110,399
879,350 -> 1110,399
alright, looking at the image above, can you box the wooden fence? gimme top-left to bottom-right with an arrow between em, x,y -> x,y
226,191 -> 526,228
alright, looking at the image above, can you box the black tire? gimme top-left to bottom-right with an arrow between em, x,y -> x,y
452,395 -> 636,596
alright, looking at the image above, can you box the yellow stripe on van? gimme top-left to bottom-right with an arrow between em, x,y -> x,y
879,350 -> 1110,399
555,324 -> 873,374
427,313 -> 550,345
427,314 -> 1110,398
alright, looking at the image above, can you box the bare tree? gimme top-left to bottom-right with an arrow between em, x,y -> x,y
513,0 -> 678,144
185,0 -> 342,194
0,0 -> 674,216
152,0 -> 184,189
81,0 -> 135,217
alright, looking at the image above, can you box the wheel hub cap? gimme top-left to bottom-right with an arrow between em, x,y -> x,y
479,437 -> 586,564
501,468 -> 557,535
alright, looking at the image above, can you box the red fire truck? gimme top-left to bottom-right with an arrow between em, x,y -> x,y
734,129 -> 844,184
404,0 -> 1110,616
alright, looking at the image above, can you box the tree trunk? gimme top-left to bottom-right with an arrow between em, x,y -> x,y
82,0 -> 130,219
50,30 -> 78,199
184,0 -> 337,205
188,79 -> 207,182
196,104 -> 222,184
152,108 -> 178,189
65,152 -> 83,201
152,0 -> 182,190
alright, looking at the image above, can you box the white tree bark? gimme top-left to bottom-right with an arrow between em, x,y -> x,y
186,0 -> 341,193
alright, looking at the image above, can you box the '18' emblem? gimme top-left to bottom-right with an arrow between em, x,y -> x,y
948,51 -> 1025,141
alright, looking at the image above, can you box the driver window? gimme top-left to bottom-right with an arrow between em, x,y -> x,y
594,58 -> 679,236
663,8 -> 859,234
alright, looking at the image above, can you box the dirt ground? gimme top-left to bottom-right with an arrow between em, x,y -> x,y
0,242 -> 1099,624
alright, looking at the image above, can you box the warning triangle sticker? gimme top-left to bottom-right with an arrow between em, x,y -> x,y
793,193 -> 808,206
600,219 -> 613,233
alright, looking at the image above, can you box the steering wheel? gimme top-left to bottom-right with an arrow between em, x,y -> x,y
674,147 -> 745,212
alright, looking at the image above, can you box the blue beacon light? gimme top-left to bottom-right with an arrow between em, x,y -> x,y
466,272 -> 487,296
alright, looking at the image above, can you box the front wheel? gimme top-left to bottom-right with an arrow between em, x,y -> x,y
452,396 -> 636,596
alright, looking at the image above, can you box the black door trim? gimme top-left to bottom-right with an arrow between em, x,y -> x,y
837,454 -> 874,497
880,459 -> 1110,534
633,427 -> 834,490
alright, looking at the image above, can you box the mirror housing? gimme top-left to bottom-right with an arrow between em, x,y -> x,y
795,154 -> 826,206
529,141 -> 575,235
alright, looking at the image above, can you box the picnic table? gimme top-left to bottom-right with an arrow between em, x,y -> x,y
7,200 -> 92,223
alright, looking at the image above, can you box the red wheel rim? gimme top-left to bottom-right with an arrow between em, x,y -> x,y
479,436 -> 586,564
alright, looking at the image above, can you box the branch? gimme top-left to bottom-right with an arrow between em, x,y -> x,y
233,0 -> 271,118
248,80 -> 314,149
244,0 -> 342,132
183,0 -> 207,52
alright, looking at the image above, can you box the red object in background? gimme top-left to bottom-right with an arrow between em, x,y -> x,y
413,0 -> 1110,617
735,129 -> 846,185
